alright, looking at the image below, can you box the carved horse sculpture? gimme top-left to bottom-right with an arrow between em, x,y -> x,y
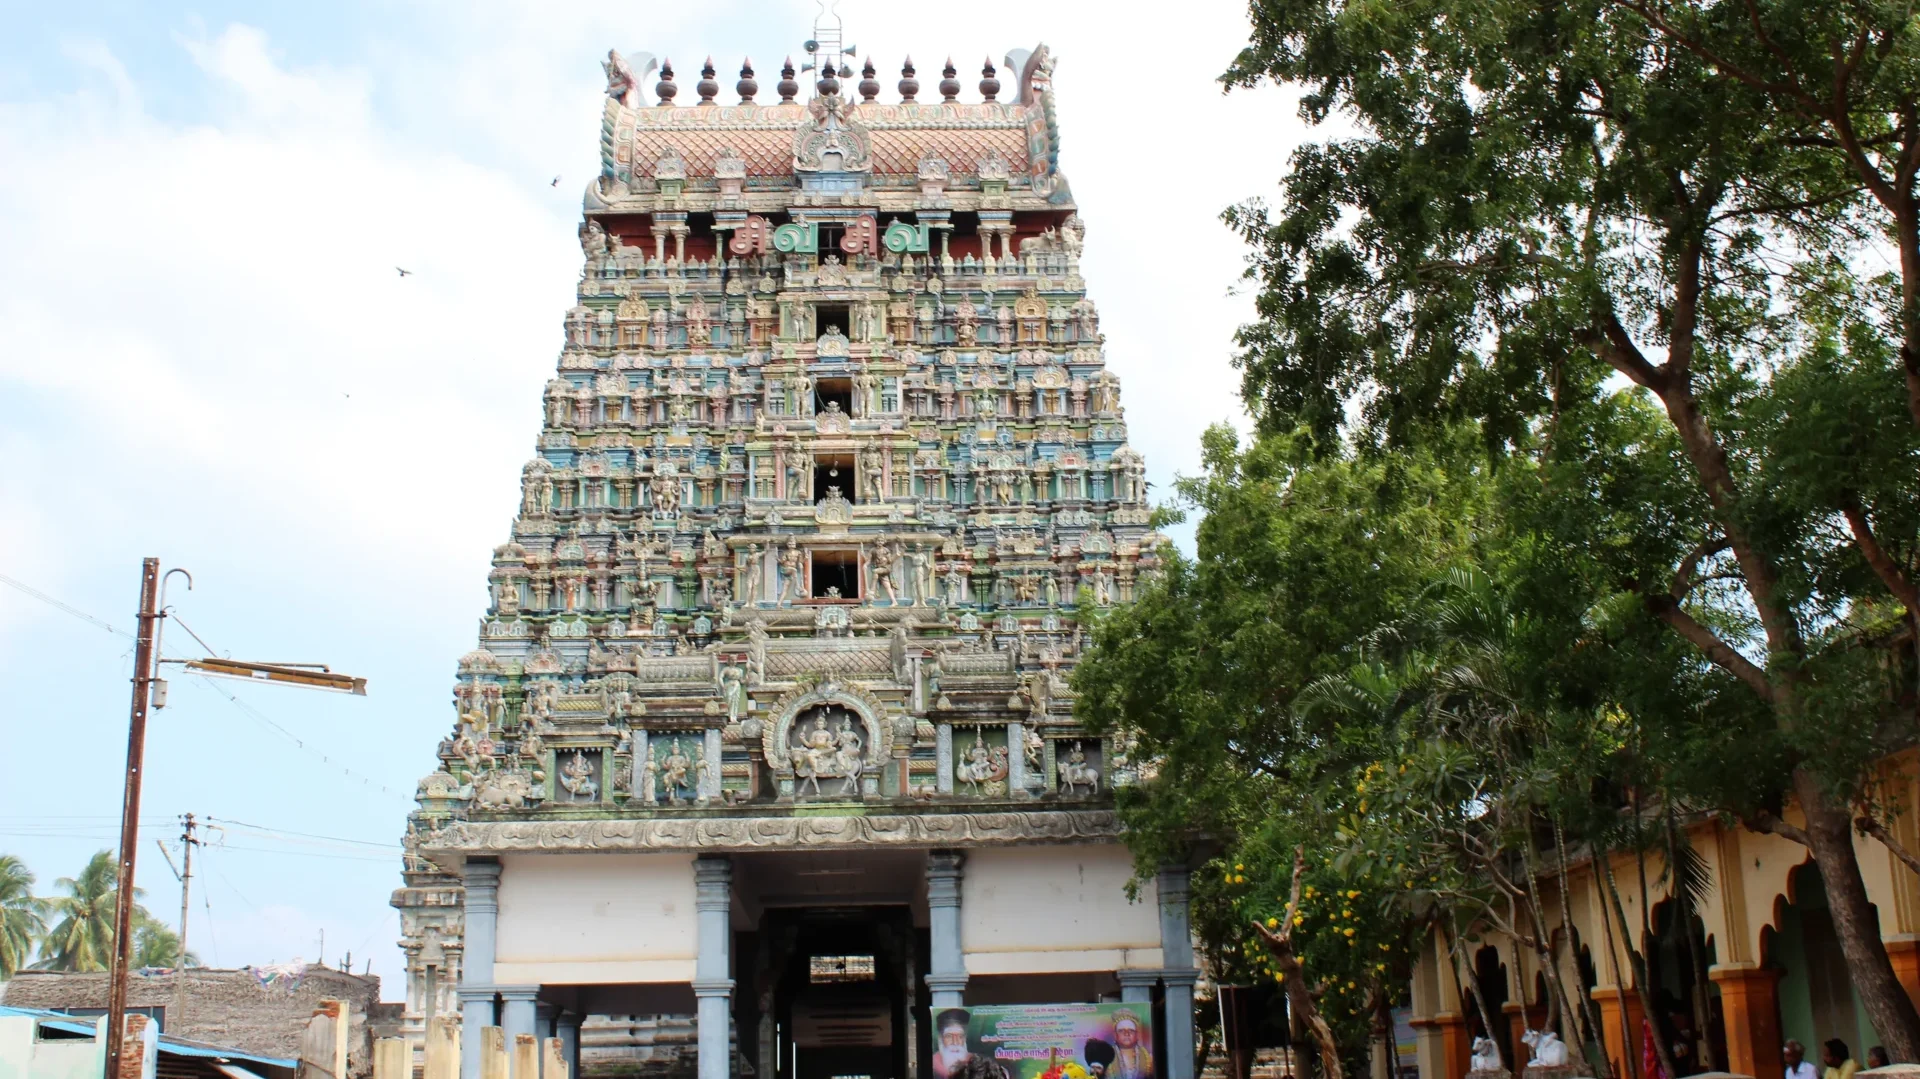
1057,744 -> 1100,796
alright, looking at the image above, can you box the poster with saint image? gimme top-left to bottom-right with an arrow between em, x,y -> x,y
931,1003 -> 1155,1079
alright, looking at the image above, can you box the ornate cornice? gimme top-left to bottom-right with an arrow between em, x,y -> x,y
420,808 -> 1120,860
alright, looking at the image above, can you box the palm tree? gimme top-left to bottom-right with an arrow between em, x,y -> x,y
0,854 -> 46,976
37,850 -> 146,972
132,918 -> 197,969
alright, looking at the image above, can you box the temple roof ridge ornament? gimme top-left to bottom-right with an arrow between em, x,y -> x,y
793,93 -> 872,173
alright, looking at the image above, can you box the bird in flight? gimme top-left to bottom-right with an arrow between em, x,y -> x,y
396,267 -> 412,277
551,175 -> 561,186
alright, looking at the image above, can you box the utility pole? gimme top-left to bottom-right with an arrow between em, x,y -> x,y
174,814 -> 199,1025
106,558 -> 162,1079
102,560 -> 363,1078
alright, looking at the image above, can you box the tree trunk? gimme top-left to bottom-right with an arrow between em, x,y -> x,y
1253,849 -> 1346,1079
1599,858 -> 1682,1079
1796,771 -> 1920,1060
1666,810 -> 1720,1073
1555,820 -> 1613,1079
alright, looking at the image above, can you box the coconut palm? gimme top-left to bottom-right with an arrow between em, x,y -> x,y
0,854 -> 46,976
132,918 -> 197,969
37,850 -> 146,972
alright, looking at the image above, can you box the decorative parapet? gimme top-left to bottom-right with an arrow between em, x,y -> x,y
419,808 -> 1120,861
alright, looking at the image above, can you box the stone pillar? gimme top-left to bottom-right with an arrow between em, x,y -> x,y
375,1037 -> 410,1079
499,988 -> 539,1078
1158,866 -> 1197,1079
1411,1015 -> 1469,1079
425,1015 -> 460,1079
511,1034 -> 538,1079
703,727 -> 724,802
481,1027 -> 509,1079
1117,969 -> 1157,1004
556,1012 -> 581,1079
935,723 -> 955,794
926,851 -> 968,1008
694,856 -> 734,1079
1590,986 -> 1644,1079
1162,971 -> 1198,1079
460,860 -> 502,1079
1888,937 -> 1920,1012
1710,965 -> 1783,1079
1006,721 -> 1027,794
534,1003 -> 555,1045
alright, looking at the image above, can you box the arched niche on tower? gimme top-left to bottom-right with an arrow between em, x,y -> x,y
760,677 -> 890,801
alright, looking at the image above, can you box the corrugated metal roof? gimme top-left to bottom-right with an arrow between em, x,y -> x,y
0,1006 -> 298,1070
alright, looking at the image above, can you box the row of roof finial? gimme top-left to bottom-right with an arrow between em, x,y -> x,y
652,56 -> 1008,107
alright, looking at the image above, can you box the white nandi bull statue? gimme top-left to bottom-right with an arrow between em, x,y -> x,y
1522,1030 -> 1571,1069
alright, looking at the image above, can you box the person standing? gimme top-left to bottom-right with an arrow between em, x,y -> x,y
1786,1041 -> 1819,1079
1867,1047 -> 1891,1070
1824,1039 -> 1860,1079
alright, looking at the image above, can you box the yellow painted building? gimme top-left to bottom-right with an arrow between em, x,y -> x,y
1407,757 -> 1920,1079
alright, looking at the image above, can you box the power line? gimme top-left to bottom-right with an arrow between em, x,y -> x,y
199,856 -> 221,968
205,817 -> 400,849
204,850 -> 255,912
2,568 -> 409,804
211,844 -> 397,864
0,571 -> 128,636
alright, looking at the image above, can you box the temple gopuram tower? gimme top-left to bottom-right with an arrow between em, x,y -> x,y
394,30 -> 1190,1079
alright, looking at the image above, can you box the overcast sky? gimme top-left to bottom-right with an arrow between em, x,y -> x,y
0,0 -> 1301,999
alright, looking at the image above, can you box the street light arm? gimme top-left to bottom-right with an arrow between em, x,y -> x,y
182,658 -> 368,695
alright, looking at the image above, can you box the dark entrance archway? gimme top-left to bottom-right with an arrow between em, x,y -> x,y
755,906 -> 921,1079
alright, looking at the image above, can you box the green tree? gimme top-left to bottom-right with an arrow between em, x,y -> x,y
37,850 -> 146,973
0,854 -> 46,977
1076,425 -> 1497,1077
1222,0 -> 1920,1054
132,918 -> 196,970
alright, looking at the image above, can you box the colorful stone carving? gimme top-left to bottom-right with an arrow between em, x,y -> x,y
396,34 -> 1169,1034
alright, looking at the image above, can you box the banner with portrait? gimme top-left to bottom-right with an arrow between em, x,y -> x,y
930,1003 -> 1155,1079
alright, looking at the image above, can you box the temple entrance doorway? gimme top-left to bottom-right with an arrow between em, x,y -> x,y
758,906 -> 920,1079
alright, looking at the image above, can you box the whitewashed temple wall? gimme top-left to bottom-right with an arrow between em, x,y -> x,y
960,843 -> 1163,975
494,853 -> 697,984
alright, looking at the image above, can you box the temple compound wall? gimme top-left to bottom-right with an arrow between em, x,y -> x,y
391,37 -> 1193,1079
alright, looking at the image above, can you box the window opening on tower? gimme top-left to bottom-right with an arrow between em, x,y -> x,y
814,303 -> 850,336
811,549 -> 859,600
813,452 -> 855,503
814,377 -> 853,418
